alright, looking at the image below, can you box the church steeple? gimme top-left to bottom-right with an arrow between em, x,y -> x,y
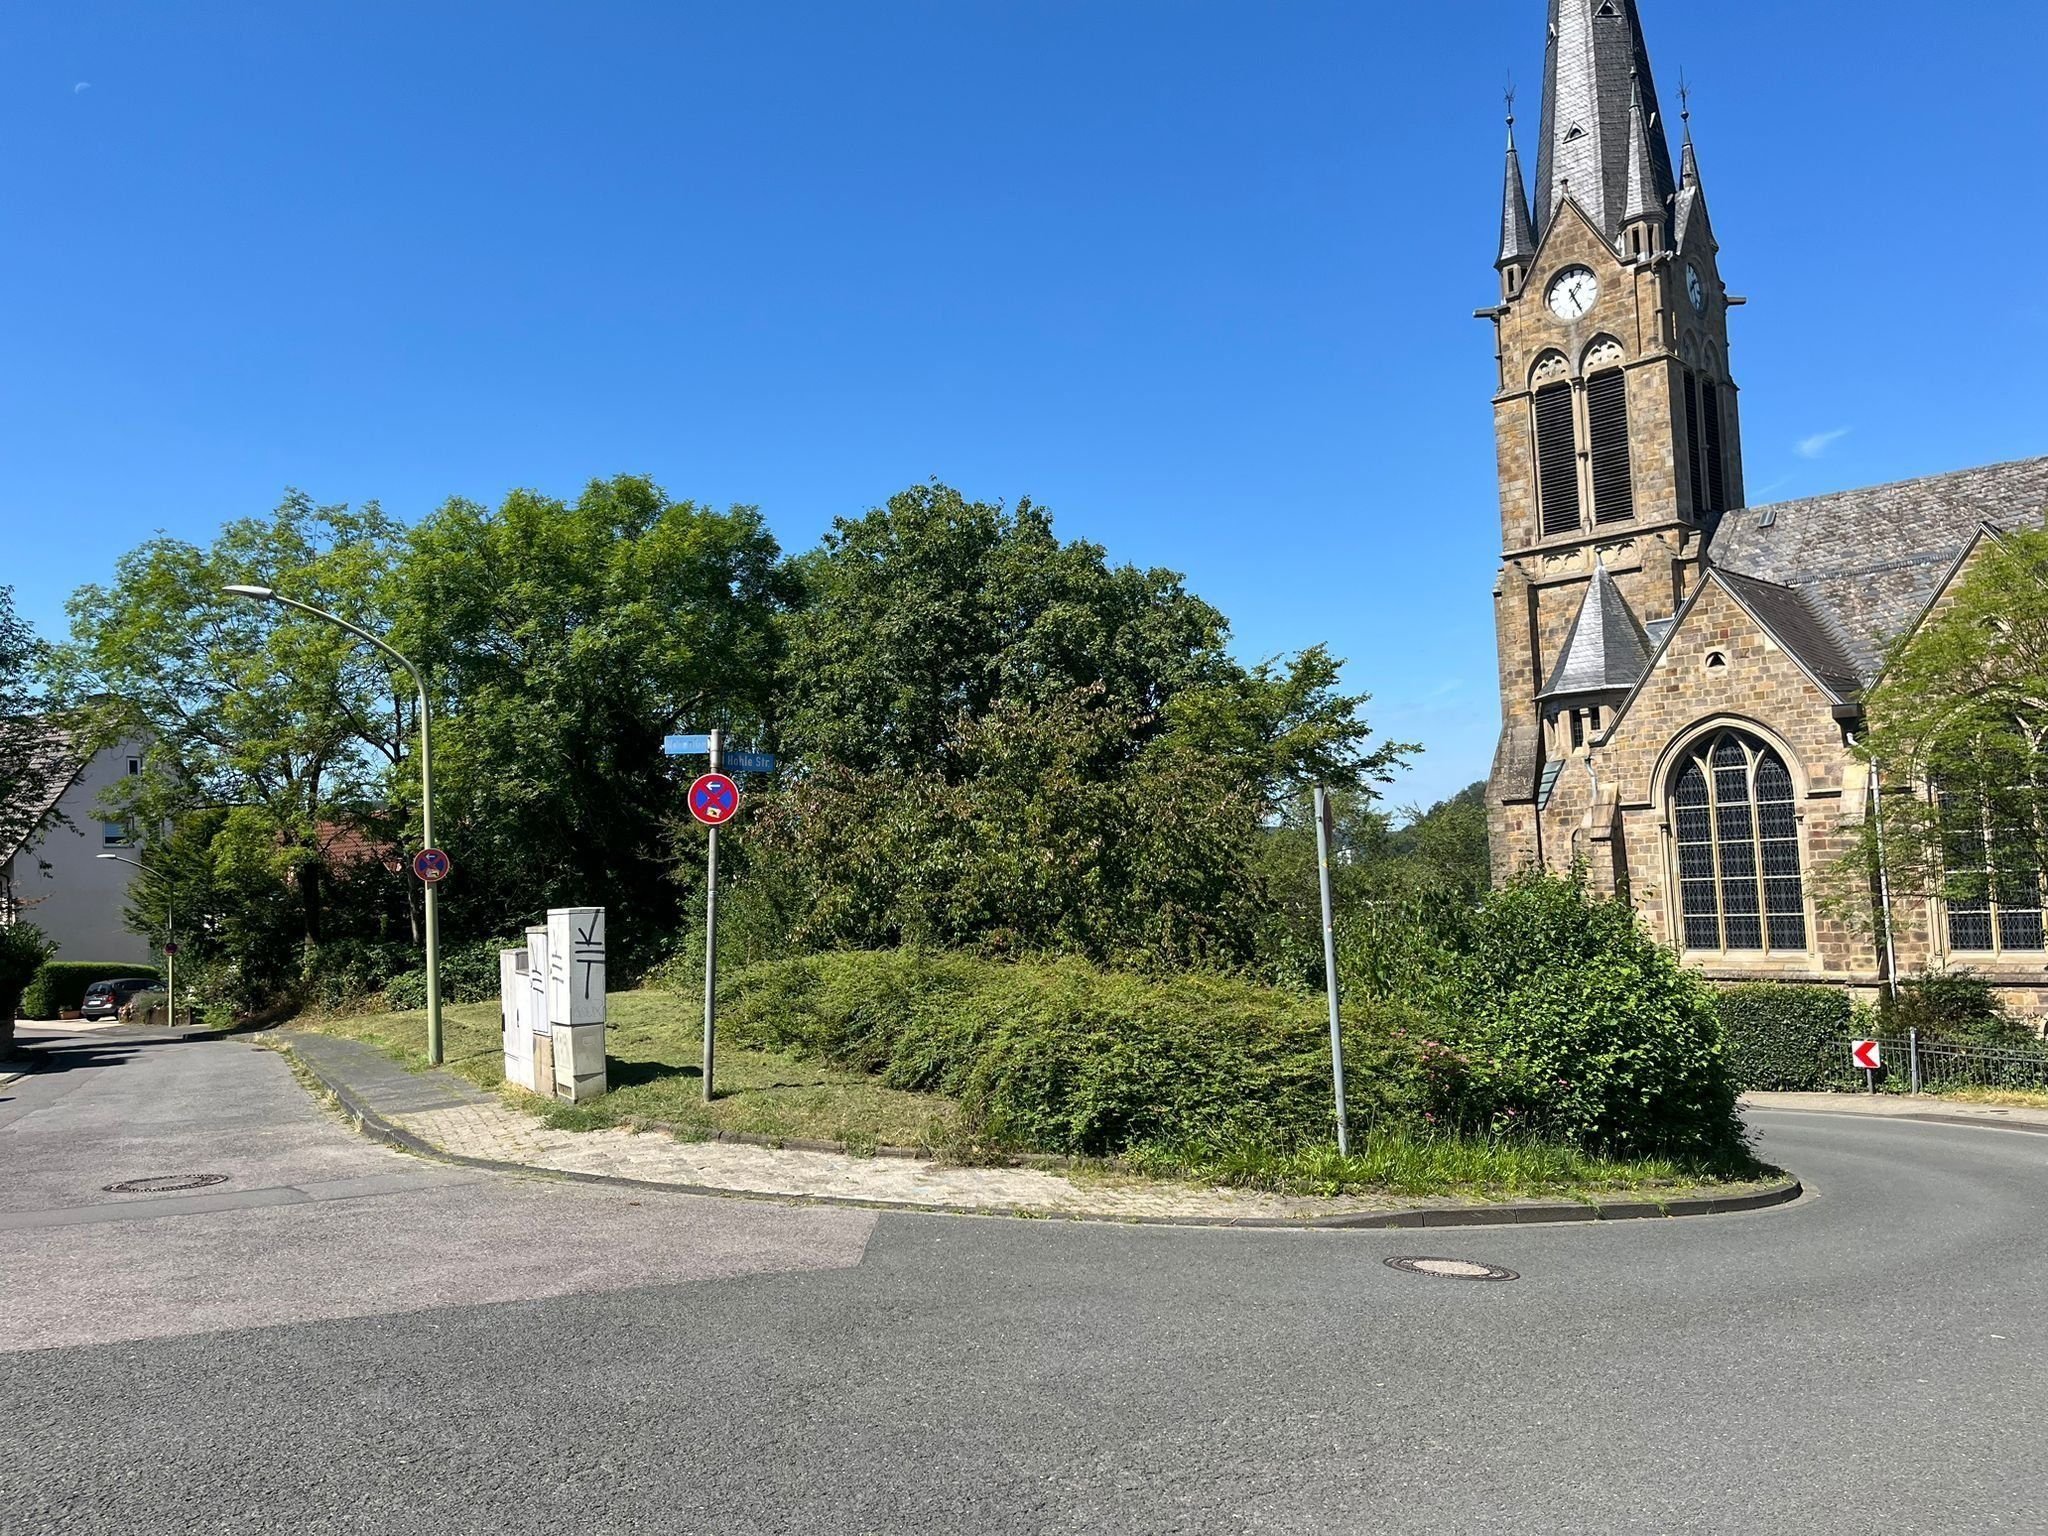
1534,0 -> 1676,249
1498,110 -> 1537,293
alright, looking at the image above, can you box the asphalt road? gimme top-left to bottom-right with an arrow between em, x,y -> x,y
4,1027 -> 2045,1535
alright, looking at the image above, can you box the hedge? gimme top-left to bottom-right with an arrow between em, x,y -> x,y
22,961 -> 163,1019
383,939 -> 520,1012
1717,983 -> 1851,1091
711,949 -> 1429,1158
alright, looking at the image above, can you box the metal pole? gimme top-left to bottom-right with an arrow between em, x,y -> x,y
416,675 -> 441,1066
1313,786 -> 1350,1156
703,728 -> 720,1104
1909,1027 -> 1920,1096
221,587 -> 443,1065
1868,756 -> 1901,1002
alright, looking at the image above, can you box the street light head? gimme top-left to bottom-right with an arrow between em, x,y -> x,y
95,853 -> 119,861
222,584 -> 276,600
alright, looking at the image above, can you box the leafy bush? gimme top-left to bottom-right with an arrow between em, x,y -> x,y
21,961 -> 162,1019
1879,968 -> 2027,1045
1433,872 -> 1746,1164
1,923 -> 57,1045
712,948 -> 1426,1158
384,938 -> 517,1011
301,938 -> 417,1012
1717,984 -> 1852,1091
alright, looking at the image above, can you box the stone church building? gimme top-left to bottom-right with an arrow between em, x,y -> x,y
1482,0 -> 2048,1016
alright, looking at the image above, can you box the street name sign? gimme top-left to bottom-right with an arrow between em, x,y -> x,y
688,773 -> 741,825
1851,1039 -> 1882,1071
724,749 -> 777,775
412,847 -> 453,884
663,733 -> 712,757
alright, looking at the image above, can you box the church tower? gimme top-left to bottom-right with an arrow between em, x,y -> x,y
1484,0 -> 1745,880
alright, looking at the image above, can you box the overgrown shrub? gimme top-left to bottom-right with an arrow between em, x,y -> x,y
1,923 -> 56,1048
301,938 -> 417,1012
1879,968 -> 2027,1045
1434,872 -> 1746,1164
384,938 -> 517,1011
1717,984 -> 1852,1091
713,949 -> 1427,1158
21,961 -> 162,1019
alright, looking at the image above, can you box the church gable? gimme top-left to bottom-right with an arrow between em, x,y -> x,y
1597,575 -> 1850,808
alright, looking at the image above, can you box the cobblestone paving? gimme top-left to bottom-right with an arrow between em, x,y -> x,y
388,1098 -> 1430,1223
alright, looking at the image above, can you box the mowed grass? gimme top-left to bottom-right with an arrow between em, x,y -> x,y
1928,1084 -> 2048,1111
300,986 -> 1770,1199
301,988 -> 962,1151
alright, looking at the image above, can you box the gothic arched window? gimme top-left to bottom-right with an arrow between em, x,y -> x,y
1673,732 -> 1808,953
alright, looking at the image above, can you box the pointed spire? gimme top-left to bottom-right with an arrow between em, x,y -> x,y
1621,68 -> 1663,233
1534,0 -> 1677,248
1539,560 -> 1655,699
1678,75 -> 1701,187
1499,104 -> 1537,270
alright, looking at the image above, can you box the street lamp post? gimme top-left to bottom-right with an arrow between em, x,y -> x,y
222,585 -> 444,1065
98,852 -> 176,1025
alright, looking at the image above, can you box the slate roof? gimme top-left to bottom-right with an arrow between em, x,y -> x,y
1713,571 -> 1864,704
1541,561 -> 1654,698
1534,0 -> 1676,248
0,727 -> 83,865
1706,456 -> 2048,687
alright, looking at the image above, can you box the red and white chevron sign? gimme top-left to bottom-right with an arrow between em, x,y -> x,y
1851,1039 -> 1882,1071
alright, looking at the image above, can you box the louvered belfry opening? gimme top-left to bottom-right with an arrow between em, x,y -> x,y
1535,381 -> 1581,536
1673,731 -> 1808,954
1682,372 -> 1706,516
1586,368 -> 1634,524
1702,382 -> 1727,512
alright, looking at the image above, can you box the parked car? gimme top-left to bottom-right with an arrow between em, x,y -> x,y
79,978 -> 160,1022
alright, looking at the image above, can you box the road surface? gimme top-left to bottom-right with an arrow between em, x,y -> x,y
3,1025 -> 2042,1534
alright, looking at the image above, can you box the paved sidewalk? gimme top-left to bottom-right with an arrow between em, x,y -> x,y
279,1031 -> 1796,1228
1745,1090 -> 2048,1132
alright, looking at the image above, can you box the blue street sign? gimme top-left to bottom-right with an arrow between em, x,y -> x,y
663,733 -> 712,756
724,750 -> 778,775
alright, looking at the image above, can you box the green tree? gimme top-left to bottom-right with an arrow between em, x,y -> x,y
50,493 -> 408,966
0,587 -> 69,890
389,476 -> 789,966
1846,529 -> 2048,951
756,484 -> 1411,966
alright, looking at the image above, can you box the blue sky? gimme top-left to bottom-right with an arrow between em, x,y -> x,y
4,2 -> 2044,809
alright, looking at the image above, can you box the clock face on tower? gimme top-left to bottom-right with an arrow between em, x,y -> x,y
1686,263 -> 1707,313
1547,267 -> 1599,321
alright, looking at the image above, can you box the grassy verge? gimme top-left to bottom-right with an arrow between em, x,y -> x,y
297,985 -> 1769,1200
297,989 -> 961,1152
1926,1084 -> 2048,1111
1119,1136 -> 1773,1201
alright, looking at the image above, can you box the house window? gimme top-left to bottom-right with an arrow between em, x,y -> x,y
128,758 -> 141,776
103,820 -> 131,847
1673,731 -> 1808,953
1570,710 -> 1586,749
1939,786 -> 2046,955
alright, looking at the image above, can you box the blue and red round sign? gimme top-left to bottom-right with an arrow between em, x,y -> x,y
412,847 -> 453,884
688,773 -> 741,826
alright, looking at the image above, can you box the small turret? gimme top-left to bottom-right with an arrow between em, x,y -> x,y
1498,110 -> 1538,298
1620,69 -> 1665,259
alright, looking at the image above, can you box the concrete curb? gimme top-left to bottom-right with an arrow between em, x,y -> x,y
1749,1102 -> 2048,1138
280,1036 -> 1804,1232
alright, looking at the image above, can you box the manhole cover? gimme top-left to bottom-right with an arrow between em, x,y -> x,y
1385,1255 -> 1519,1282
102,1174 -> 230,1194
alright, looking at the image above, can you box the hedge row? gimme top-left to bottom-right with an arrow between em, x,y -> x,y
716,949 -> 1421,1158
22,962 -> 162,1019
1717,984 -> 1852,1092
